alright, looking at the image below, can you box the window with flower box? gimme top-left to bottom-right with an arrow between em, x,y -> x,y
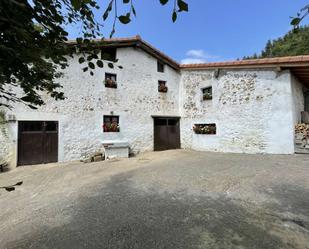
158,80 -> 168,93
103,115 -> 120,132
193,124 -> 216,135
202,87 -> 212,100
105,73 -> 117,88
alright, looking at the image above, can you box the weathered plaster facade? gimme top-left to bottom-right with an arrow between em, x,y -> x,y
0,119 -> 14,166
2,46 -> 180,168
1,39 -> 307,169
180,69 -> 300,154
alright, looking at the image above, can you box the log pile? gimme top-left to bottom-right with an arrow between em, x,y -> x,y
295,123 -> 309,154
295,123 -> 309,138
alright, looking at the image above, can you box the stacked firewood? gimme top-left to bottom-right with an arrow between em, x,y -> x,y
295,123 -> 309,138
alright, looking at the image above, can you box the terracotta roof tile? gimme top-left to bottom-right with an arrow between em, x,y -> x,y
66,35 -> 180,70
180,55 -> 309,69
66,36 -> 309,70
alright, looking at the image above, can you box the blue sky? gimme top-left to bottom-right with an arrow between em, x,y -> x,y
67,1 -> 309,63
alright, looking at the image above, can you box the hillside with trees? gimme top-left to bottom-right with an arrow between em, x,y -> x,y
243,26 -> 309,59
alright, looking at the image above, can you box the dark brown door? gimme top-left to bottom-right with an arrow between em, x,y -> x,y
18,121 -> 58,166
305,91 -> 309,112
154,117 -> 180,151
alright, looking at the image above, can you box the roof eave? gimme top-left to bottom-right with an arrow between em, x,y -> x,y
66,36 -> 180,71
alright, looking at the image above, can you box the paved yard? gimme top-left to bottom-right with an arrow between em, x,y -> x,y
0,150 -> 309,249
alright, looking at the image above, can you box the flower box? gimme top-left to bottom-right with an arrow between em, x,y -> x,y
193,124 -> 216,135
105,79 -> 117,88
203,93 -> 212,100
103,123 -> 120,132
158,85 -> 168,93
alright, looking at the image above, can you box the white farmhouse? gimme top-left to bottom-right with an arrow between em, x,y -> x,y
1,36 -> 309,169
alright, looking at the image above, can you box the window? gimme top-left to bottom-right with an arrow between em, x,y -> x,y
193,124 -> 216,135
105,73 -> 117,88
158,80 -> 168,93
157,61 -> 165,73
202,87 -> 212,100
101,47 -> 117,62
154,118 -> 167,126
20,121 -> 42,132
103,115 -> 120,132
45,121 -> 58,132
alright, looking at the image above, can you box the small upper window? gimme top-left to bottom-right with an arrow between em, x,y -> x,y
202,87 -> 212,100
45,121 -> 58,132
103,115 -> 120,132
158,80 -> 168,93
157,61 -> 165,73
105,73 -> 117,88
101,47 -> 117,62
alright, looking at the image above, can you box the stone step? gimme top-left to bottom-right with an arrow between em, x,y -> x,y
295,134 -> 304,140
295,147 -> 309,154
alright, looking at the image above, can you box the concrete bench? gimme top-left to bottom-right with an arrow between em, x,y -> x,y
102,140 -> 129,159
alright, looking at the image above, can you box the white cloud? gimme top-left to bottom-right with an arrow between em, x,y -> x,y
181,49 -> 220,64
186,49 -> 207,58
180,58 -> 207,64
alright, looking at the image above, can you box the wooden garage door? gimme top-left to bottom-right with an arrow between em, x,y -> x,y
18,121 -> 58,166
154,117 -> 180,151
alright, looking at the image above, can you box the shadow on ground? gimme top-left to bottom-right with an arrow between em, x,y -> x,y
4,171 -> 296,249
262,184 -> 309,233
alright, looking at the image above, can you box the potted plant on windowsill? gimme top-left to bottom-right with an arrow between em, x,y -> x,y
158,85 -> 168,93
105,78 -> 117,88
203,92 -> 212,100
102,123 -> 120,132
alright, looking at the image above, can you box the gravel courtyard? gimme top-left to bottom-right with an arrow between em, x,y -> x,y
0,150 -> 308,249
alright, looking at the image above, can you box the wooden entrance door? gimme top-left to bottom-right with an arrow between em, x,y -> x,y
305,91 -> 309,112
18,121 -> 58,166
153,117 -> 180,151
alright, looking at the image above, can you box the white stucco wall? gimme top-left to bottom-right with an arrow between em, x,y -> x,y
180,69 -> 296,154
1,45 -> 304,168
0,115 -> 14,168
2,47 -> 180,166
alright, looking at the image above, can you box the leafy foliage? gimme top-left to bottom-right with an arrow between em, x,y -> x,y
0,111 -> 5,124
243,26 -> 309,60
0,110 -> 8,137
0,0 -> 188,109
291,4 -> 309,27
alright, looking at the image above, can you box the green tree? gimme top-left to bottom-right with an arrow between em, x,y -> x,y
0,0 -> 188,109
291,4 -> 309,27
261,40 -> 273,58
244,26 -> 309,59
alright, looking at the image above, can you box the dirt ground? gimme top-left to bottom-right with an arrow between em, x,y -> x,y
0,150 -> 308,249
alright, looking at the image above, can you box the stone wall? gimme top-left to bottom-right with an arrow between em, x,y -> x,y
180,69 -> 296,154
